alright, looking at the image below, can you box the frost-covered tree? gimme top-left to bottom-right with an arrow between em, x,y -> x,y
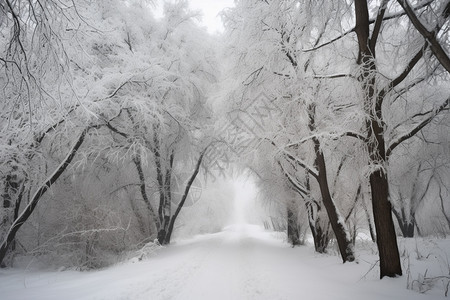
222,0 -> 449,278
0,0 -> 104,267
300,0 -> 449,277
1,0 -> 218,266
222,0 -> 356,262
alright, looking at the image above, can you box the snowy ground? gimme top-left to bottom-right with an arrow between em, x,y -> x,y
1,224 -> 448,299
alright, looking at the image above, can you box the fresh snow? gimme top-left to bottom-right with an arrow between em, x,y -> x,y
0,224 -> 448,300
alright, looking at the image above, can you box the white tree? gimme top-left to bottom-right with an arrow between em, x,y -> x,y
221,0 -> 357,262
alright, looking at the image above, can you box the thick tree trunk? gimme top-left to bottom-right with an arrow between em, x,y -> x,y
354,0 -> 402,278
370,170 -> 402,276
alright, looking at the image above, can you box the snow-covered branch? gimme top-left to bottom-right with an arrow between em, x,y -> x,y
312,74 -> 356,80
386,97 -> 449,157
286,131 -> 368,149
369,0 -> 389,51
275,145 -> 319,180
396,0 -> 450,73
278,161 -> 308,196
0,126 -> 91,265
303,0 -> 435,53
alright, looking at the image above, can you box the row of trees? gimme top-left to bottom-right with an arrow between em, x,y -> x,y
0,0 -> 219,268
0,0 -> 449,280
222,0 -> 449,278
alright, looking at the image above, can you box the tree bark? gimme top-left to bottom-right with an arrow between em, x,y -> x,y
157,150 -> 174,245
354,0 -> 402,278
314,149 -> 355,262
392,208 -> 415,238
280,164 -> 329,252
133,151 -> 160,234
309,212 -> 329,253
309,104 -> 355,263
287,205 -> 301,246
396,0 -> 450,74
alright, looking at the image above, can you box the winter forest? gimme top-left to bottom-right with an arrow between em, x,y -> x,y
1,0 -> 450,299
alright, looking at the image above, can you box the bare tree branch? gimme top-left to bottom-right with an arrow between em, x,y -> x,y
396,0 -> 450,73
0,125 -> 91,265
286,131 -> 368,149
278,161 -> 308,196
376,43 -> 428,110
303,0 -> 435,53
386,97 -> 450,157
266,138 -> 319,179
313,74 -> 356,79
370,0 -> 389,52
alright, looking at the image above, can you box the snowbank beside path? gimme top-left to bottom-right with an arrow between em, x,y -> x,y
0,224 -> 448,299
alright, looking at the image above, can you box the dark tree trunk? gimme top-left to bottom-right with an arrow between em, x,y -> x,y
354,0 -> 402,278
281,165 -> 328,252
287,206 -> 300,246
1,172 -> 21,267
0,129 -> 88,267
305,176 -> 329,253
370,170 -> 402,277
309,217 -> 329,253
315,150 -> 354,262
133,151 -> 160,234
158,150 -> 174,245
402,223 -> 414,238
309,104 -> 354,262
164,150 -> 206,244
392,208 -> 415,238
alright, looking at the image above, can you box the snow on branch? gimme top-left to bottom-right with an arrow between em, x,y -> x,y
377,44 -> 428,107
386,97 -> 449,157
243,66 -> 263,86
286,131 -> 368,149
396,0 -> 450,73
303,0 -> 435,53
278,161 -> 308,196
303,28 -> 355,53
312,74 -> 356,80
369,0 -> 389,50
278,147 -> 318,179
0,126 -> 91,264
36,79 -> 133,144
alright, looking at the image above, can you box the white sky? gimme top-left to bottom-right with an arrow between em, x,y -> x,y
232,176 -> 257,224
188,0 -> 235,33
155,0 -> 235,34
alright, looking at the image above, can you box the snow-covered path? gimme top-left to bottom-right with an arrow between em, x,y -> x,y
0,225 -> 442,299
